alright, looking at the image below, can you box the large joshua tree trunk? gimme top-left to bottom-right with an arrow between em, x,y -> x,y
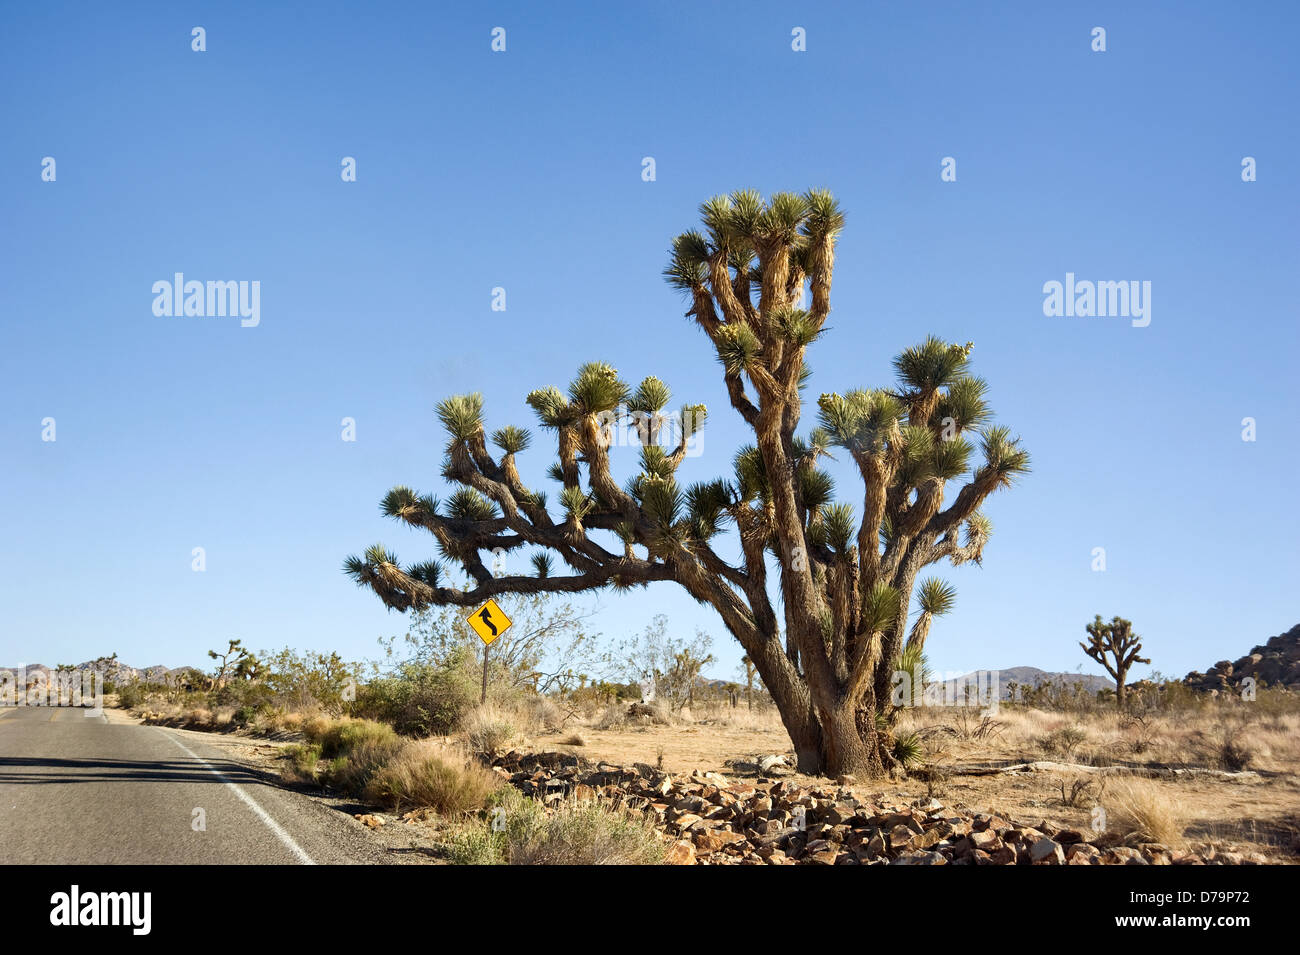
346,189 -> 1029,777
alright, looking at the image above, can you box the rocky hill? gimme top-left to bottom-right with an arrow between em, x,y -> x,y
0,659 -> 193,686
1183,622 -> 1300,693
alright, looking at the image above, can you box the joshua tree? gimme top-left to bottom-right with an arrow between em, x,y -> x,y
345,189 -> 1028,775
207,639 -> 249,691
739,655 -> 757,711
1081,615 -> 1150,709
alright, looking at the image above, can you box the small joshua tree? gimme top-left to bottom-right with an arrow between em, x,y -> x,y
207,638 -> 250,691
1080,615 -> 1150,709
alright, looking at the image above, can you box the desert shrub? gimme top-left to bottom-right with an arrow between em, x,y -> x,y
213,679 -> 276,712
282,743 -> 322,784
231,702 -> 274,728
507,801 -> 664,866
1039,725 -> 1088,761
1214,725 -> 1253,771
363,740 -> 500,813
459,704 -> 519,754
596,700 -> 670,730
260,648 -> 362,715
307,717 -> 398,759
594,703 -> 625,730
442,825 -> 505,866
355,661 -> 477,737
323,736 -> 406,794
1058,775 -> 1106,808
442,789 -> 664,865
301,714 -> 334,742
299,717 -> 405,795
114,682 -> 147,708
520,694 -> 564,733
1119,712 -> 1160,755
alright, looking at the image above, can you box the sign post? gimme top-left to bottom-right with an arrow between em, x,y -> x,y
467,598 -> 513,704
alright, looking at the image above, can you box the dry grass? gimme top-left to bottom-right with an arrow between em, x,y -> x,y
1108,779 -> 1188,847
441,789 -> 665,866
458,703 -> 520,755
364,740 -> 500,814
508,802 -> 665,865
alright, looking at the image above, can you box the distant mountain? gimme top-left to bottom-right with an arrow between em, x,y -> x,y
0,660 -> 195,686
946,666 -> 1112,701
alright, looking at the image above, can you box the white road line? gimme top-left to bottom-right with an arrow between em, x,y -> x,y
159,730 -> 316,865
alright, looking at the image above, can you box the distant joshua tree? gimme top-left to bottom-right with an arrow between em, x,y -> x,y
1080,615 -> 1150,709
207,639 -> 250,691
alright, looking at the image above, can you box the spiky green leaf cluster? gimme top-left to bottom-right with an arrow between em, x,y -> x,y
558,485 -> 595,521
915,577 -> 957,616
816,390 -> 904,455
491,425 -> 530,455
408,560 -> 442,587
436,393 -> 485,443
808,502 -> 855,552
444,488 -> 496,522
980,426 -> 1032,483
861,581 -> 900,634
715,324 -> 762,375
773,307 -> 820,347
684,479 -> 732,540
380,485 -> 436,522
629,376 -> 671,414
663,230 -> 710,290
526,386 -> 570,429
893,336 -> 972,392
530,553 -> 552,578
568,362 -> 629,415
937,376 -> 992,433
733,445 -> 769,504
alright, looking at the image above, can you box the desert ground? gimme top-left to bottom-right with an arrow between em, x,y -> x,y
125,694 -> 1300,863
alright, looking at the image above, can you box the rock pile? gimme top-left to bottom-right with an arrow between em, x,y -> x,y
491,752 -> 1267,866
1184,622 -> 1300,694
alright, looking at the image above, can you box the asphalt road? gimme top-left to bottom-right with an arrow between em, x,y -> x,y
0,705 -> 391,864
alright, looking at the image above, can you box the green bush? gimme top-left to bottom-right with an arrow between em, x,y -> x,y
323,736 -> 405,794
114,683 -> 146,708
281,743 -> 322,784
297,717 -> 406,795
355,661 -> 477,736
305,717 -> 398,758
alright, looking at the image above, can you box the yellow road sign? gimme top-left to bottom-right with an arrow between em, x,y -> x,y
467,598 -> 512,645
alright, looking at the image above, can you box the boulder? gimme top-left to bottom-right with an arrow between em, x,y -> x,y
1029,838 -> 1065,865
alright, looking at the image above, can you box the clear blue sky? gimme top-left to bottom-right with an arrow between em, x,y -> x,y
2,1 -> 1296,684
